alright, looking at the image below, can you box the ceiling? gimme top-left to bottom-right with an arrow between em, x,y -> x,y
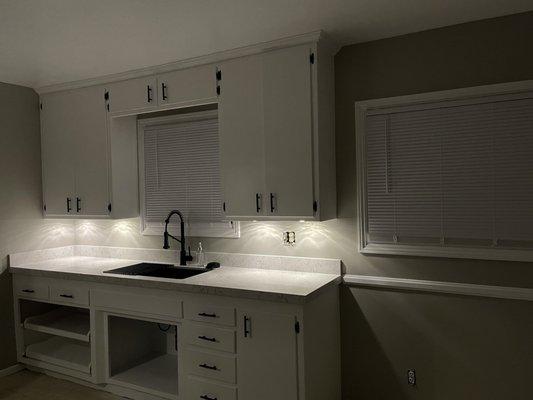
1,0 -> 531,89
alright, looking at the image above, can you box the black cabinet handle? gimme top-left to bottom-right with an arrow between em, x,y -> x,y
199,363 -> 218,371
161,83 -> 168,100
201,395 -> 217,400
255,193 -> 261,213
198,312 -> 217,318
66,197 -> 72,212
270,193 -> 275,213
147,85 -> 153,102
198,335 -> 217,342
59,294 -> 74,299
76,197 -> 81,213
22,289 -> 35,293
244,315 -> 251,338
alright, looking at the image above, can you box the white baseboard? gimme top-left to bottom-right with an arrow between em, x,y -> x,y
0,364 -> 24,378
343,275 -> 533,302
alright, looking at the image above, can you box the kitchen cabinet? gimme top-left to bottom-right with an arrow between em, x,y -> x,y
157,64 -> 217,108
218,42 -> 335,220
237,310 -> 298,400
40,89 -> 139,218
106,76 -> 158,116
40,86 -> 108,217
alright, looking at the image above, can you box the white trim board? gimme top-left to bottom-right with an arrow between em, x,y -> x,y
343,274 -> 533,302
36,30 -> 325,94
0,364 -> 24,378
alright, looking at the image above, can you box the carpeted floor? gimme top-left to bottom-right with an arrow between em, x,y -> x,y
0,370 -> 121,399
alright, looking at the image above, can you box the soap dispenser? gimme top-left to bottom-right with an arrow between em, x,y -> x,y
196,242 -> 206,266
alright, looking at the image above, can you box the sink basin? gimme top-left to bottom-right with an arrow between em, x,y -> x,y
103,263 -> 209,279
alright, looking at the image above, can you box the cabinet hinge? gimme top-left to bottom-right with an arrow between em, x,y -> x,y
216,85 -> 221,96
216,69 -> 222,81
107,203 -> 112,212
310,53 -> 315,64
295,321 -> 300,334
313,200 -> 318,213
104,91 -> 109,101
222,202 -> 226,212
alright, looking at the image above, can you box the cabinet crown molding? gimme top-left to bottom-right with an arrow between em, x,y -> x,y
36,30 -> 327,95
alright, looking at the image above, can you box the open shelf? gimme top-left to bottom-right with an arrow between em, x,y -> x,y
24,307 -> 90,342
110,354 -> 178,399
25,336 -> 91,374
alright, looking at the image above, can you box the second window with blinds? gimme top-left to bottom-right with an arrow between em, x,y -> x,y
138,110 -> 239,238
357,83 -> 533,262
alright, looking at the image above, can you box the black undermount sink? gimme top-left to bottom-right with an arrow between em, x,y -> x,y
103,263 -> 209,279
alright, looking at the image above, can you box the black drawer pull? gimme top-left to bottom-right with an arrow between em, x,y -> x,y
22,289 -> 35,293
244,315 -> 251,338
270,192 -> 275,213
201,395 -> 217,400
147,85 -> 153,102
199,363 -> 218,371
255,193 -> 261,213
198,312 -> 217,318
161,82 -> 168,100
76,197 -> 81,213
66,197 -> 72,213
59,294 -> 74,299
198,335 -> 217,342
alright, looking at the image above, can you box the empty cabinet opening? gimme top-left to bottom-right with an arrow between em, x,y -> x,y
107,314 -> 178,399
20,300 -> 91,374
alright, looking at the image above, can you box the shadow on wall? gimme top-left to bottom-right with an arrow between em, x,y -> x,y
340,286 -> 407,400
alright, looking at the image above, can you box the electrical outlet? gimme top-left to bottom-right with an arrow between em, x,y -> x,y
283,231 -> 296,246
407,369 -> 416,386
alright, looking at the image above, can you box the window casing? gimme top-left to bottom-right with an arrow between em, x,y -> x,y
356,81 -> 533,262
138,110 -> 239,238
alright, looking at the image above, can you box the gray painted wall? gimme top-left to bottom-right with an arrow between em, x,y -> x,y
0,82 -> 75,370
74,12 -> 533,398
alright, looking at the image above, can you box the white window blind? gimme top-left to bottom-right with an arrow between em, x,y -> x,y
362,90 -> 533,256
142,112 -> 223,224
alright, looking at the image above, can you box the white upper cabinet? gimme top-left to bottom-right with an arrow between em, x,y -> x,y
157,64 -> 217,108
218,55 -> 266,217
41,86 -> 109,217
218,42 -> 335,220
107,76 -> 158,115
40,87 -> 138,218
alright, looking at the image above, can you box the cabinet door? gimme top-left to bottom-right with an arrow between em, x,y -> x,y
263,45 -> 315,218
158,64 -> 217,108
107,76 -> 157,115
72,86 -> 110,216
237,311 -> 298,400
40,92 -> 76,216
218,55 -> 266,217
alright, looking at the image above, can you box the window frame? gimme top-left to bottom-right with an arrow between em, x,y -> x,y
356,79 -> 533,262
137,111 -> 240,238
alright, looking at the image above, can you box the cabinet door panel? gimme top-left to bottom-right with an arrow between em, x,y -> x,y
73,86 -> 109,216
237,311 -> 298,400
107,76 -> 157,115
158,64 -> 217,107
263,45 -> 315,217
218,55 -> 265,217
40,92 -> 76,216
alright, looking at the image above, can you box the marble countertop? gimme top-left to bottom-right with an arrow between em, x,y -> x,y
9,256 -> 341,304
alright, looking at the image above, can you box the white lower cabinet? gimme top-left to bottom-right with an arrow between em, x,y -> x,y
13,275 -> 341,400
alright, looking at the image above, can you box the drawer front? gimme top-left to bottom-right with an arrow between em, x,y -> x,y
92,290 -> 182,319
185,376 -> 237,400
182,323 -> 236,353
183,349 -> 236,384
184,303 -> 236,327
13,276 -> 49,301
50,284 -> 89,306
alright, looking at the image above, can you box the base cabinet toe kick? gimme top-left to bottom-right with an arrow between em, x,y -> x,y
12,274 -> 341,400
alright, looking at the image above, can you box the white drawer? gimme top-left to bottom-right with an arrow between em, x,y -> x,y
13,276 -> 49,301
184,303 -> 235,327
92,290 -> 182,319
185,376 -> 237,400
50,284 -> 89,306
183,348 -> 236,384
182,322 -> 235,353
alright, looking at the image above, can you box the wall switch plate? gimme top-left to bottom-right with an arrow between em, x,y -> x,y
283,231 -> 296,245
407,369 -> 416,386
